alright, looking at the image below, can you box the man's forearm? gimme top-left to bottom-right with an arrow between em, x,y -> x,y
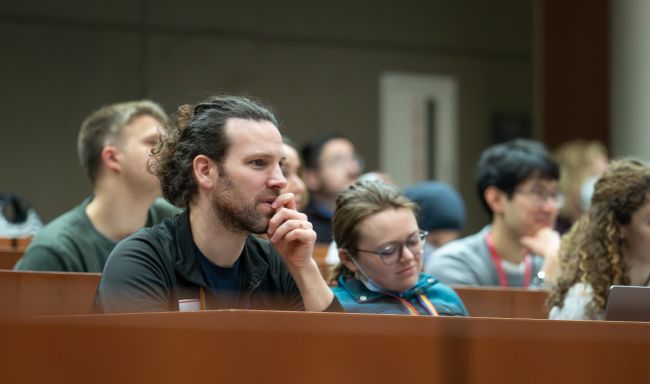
287,259 -> 334,312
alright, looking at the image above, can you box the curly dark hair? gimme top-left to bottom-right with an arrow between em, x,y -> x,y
548,158 -> 650,318
149,95 -> 277,207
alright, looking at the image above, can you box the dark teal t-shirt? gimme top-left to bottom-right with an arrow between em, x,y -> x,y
14,197 -> 179,272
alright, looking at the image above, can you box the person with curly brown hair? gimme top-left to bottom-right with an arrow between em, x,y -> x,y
549,159 -> 650,320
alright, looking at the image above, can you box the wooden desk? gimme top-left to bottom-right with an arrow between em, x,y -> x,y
0,248 -> 23,269
313,243 -> 335,284
0,237 -> 30,269
0,311 -> 648,383
454,286 -> 549,319
0,270 -> 100,316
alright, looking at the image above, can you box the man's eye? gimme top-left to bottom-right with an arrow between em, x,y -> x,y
250,159 -> 266,167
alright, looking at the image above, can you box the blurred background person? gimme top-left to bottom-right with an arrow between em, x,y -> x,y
301,133 -> 362,243
0,192 -> 43,238
15,101 -> 178,272
280,137 -> 307,211
549,159 -> 650,320
330,181 -> 467,316
553,140 -> 608,233
404,181 -> 465,267
426,139 -> 561,288
324,170 -> 396,266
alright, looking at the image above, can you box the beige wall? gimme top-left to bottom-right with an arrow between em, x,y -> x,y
0,0 -> 533,233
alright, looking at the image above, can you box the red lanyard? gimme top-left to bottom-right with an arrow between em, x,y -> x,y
485,231 -> 532,287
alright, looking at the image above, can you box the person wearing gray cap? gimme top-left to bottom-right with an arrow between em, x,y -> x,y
404,181 -> 465,267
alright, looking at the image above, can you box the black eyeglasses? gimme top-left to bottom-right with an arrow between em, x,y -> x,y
514,187 -> 564,208
353,230 -> 428,265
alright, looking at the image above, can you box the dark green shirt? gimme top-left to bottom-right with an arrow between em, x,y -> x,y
14,197 -> 179,272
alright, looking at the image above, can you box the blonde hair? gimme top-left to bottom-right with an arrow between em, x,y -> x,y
554,140 -> 608,223
78,100 -> 167,184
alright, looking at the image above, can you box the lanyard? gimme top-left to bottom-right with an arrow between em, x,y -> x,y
382,291 -> 439,316
199,287 -> 207,310
485,231 -> 532,287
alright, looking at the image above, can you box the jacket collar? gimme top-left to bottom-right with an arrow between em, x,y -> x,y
338,273 -> 438,303
173,209 -> 269,291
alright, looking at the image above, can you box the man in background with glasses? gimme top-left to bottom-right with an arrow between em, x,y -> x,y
425,139 -> 562,288
301,133 -> 362,243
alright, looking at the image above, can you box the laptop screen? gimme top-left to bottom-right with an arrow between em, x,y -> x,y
604,285 -> 650,322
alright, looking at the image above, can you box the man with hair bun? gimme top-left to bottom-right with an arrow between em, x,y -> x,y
95,95 -> 340,313
15,100 -> 178,272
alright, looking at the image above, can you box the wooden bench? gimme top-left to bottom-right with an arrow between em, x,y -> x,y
313,243 -> 336,284
454,286 -> 549,319
0,268 -> 549,319
0,270 -> 100,316
0,310 -> 646,383
0,237 -> 30,269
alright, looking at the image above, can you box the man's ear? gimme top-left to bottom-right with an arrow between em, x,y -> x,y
339,249 -> 357,272
193,155 -> 217,190
484,186 -> 507,215
304,169 -> 321,192
100,145 -> 121,174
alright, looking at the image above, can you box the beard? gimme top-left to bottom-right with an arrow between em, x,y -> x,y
211,173 -> 278,234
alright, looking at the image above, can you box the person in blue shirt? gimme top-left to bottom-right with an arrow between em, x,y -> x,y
331,180 -> 468,316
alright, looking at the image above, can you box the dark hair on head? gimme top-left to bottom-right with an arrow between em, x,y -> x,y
475,138 -> 559,216
548,158 -> 650,318
330,180 -> 417,281
149,95 -> 278,208
78,100 -> 168,184
300,132 -> 349,170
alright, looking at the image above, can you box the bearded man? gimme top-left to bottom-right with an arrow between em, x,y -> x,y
94,95 -> 340,314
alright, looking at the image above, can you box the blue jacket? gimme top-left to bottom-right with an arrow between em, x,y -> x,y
332,273 -> 468,316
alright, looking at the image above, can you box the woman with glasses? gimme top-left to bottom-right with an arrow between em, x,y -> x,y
549,159 -> 650,320
330,181 -> 468,316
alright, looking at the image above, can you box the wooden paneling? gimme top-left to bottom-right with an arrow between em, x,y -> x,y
0,270 -> 100,316
0,310 -> 646,383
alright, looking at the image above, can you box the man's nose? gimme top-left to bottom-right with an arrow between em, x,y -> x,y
268,164 -> 287,189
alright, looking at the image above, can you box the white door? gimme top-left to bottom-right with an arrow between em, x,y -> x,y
379,73 -> 458,188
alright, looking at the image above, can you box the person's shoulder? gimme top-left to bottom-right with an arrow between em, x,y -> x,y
549,282 -> 596,320
422,274 -> 459,296
431,228 -> 487,261
15,203 -> 90,270
565,282 -> 594,296
121,217 -> 177,254
419,274 -> 468,316
104,223 -> 177,275
24,203 -> 89,250
148,198 -> 182,224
